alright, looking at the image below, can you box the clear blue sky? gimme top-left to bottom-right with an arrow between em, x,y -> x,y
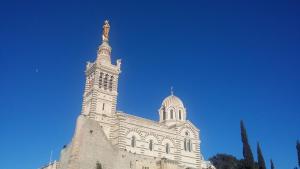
0,0 -> 299,169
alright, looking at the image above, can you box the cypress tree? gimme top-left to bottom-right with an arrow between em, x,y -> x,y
270,159 -> 275,169
257,143 -> 266,169
240,120 -> 254,169
297,140 -> 300,168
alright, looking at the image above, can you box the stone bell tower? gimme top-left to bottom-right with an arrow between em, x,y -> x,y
81,20 -> 121,120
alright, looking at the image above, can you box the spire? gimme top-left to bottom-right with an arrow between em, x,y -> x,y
171,86 -> 174,96
97,20 -> 112,65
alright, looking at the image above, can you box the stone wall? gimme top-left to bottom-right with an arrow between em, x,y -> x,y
60,115 -> 117,169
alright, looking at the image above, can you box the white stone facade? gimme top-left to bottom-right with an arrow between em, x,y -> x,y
41,21 -> 214,169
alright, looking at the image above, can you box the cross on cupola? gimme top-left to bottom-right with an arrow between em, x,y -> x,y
171,86 -> 174,96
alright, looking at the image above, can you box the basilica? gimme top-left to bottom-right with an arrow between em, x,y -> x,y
41,20 -> 214,169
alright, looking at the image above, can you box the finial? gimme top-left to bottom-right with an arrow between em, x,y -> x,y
102,20 -> 110,42
171,86 -> 174,96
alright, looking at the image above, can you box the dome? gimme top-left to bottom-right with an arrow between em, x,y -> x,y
159,94 -> 187,124
162,94 -> 185,108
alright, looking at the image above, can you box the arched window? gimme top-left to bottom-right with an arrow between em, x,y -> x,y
163,110 -> 166,120
188,139 -> 192,152
166,143 -> 170,154
109,76 -> 114,91
179,110 -> 182,120
149,140 -> 153,151
99,72 -> 103,88
184,138 -> 187,151
131,136 -> 136,147
170,109 -> 174,119
103,74 -> 109,90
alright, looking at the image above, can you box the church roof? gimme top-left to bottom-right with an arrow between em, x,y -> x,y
162,94 -> 185,108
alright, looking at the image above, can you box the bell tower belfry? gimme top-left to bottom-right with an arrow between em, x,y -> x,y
81,20 -> 121,120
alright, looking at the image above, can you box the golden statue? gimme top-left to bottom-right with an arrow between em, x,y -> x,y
102,20 -> 110,41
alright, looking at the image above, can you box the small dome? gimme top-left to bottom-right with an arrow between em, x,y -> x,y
162,94 -> 185,108
159,94 -> 187,124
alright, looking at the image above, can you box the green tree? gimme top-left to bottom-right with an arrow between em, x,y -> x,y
240,120 -> 255,169
257,143 -> 266,169
270,159 -> 275,169
209,154 -> 240,169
